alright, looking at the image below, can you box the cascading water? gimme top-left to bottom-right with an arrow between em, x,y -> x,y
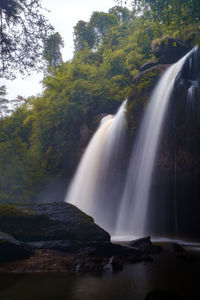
115,49 -> 195,239
65,100 -> 127,233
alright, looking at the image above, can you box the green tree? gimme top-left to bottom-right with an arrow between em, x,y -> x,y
0,0 -> 53,78
43,32 -> 64,70
73,20 -> 96,51
116,0 -> 200,32
89,11 -> 118,47
0,86 -> 9,118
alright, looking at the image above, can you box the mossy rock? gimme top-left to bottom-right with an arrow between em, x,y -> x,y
151,36 -> 189,58
0,202 -> 110,244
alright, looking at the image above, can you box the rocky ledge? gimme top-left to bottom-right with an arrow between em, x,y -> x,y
0,202 -> 165,272
0,202 -> 110,251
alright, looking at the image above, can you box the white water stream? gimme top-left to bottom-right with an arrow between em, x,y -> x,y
115,50 -> 193,238
65,101 -> 127,232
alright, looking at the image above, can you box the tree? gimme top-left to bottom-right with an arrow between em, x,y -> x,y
0,0 -> 53,78
43,32 -> 64,70
0,86 -> 9,118
73,21 -> 95,52
108,6 -> 133,24
115,0 -> 200,30
90,12 -> 118,47
73,12 -> 119,52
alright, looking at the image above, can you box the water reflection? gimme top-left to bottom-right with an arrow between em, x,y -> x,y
0,253 -> 200,300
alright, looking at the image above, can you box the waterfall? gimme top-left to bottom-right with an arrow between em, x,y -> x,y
115,49 -> 195,239
65,100 -> 127,233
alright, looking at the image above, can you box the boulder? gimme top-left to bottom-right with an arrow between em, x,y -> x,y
0,232 -> 32,263
125,236 -> 151,248
125,236 -> 163,254
0,202 -> 110,252
140,37 -> 190,72
151,37 -> 190,59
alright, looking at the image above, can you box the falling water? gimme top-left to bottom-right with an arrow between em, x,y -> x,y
65,101 -> 127,233
115,50 -> 194,239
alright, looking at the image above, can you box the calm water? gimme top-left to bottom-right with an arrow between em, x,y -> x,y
0,249 -> 200,300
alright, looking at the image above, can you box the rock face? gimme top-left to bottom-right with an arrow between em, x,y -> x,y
0,202 -> 110,252
128,41 -> 200,237
0,232 -> 32,263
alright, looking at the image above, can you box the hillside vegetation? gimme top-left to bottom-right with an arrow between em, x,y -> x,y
0,2 -> 200,202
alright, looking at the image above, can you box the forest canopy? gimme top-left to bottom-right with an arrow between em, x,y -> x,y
0,1 -> 200,202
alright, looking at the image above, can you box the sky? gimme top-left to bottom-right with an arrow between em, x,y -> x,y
3,0 -> 116,100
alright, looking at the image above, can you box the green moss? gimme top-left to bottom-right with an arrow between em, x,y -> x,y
0,204 -> 52,242
127,69 -> 161,135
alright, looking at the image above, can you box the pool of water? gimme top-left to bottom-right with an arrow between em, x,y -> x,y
0,247 -> 200,300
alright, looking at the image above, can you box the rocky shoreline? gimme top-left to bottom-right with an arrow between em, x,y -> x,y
0,202 -> 195,276
0,202 -> 165,273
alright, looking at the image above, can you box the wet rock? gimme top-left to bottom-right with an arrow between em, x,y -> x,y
0,232 -> 32,263
83,242 -> 141,258
74,257 -> 104,273
125,236 -> 163,254
169,243 -> 184,253
125,236 -> 151,248
103,256 -> 123,273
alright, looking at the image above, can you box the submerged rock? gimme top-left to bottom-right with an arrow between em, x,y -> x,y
0,232 -> 32,263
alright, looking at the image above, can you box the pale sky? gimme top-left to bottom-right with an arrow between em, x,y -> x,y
3,0 -> 116,100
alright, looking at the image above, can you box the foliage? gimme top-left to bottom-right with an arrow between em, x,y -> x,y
43,32 -> 64,71
1,3 -> 200,202
0,0 -> 53,78
115,0 -> 200,36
